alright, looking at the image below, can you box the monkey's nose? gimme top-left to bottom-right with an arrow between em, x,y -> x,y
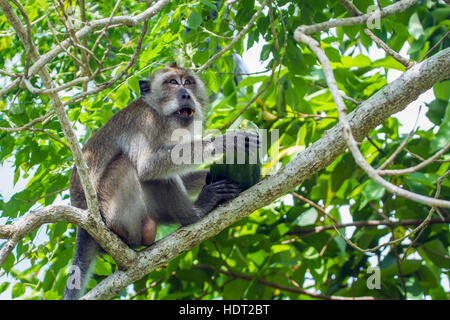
178,88 -> 191,100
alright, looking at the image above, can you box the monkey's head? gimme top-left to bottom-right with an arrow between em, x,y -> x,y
139,63 -> 208,127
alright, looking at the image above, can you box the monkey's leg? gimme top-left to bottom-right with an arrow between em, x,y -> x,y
100,154 -> 156,248
63,227 -> 99,300
146,178 -> 241,226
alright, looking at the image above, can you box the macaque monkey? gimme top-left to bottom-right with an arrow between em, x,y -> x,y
63,63 -> 258,299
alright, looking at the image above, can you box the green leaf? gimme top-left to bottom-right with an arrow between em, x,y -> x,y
433,80 -> 450,101
0,282 -> 10,294
416,265 -> 439,289
340,55 -> 372,68
9,103 -> 25,115
94,259 -> 113,276
201,0 -> 216,10
293,207 -> 318,227
408,13 -> 424,40
302,246 -> 320,260
2,252 -> 15,273
237,75 -> 267,89
430,112 -> 450,153
12,283 -> 25,299
115,85 -> 130,108
247,249 -> 266,266
418,240 -> 450,269
381,260 -> 422,278
223,279 -> 247,299
187,11 -> 202,30
362,180 -> 385,202
425,99 -> 448,125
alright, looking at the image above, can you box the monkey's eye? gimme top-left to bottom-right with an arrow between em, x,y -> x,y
168,79 -> 179,85
183,79 -> 192,86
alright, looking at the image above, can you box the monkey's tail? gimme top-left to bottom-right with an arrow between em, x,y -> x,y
62,228 -> 99,300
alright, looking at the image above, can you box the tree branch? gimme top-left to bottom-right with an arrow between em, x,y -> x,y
286,217 -> 450,237
337,0 -> 414,69
295,0 -> 417,35
377,106 -> 421,170
0,205 -> 86,266
378,143 -> 450,176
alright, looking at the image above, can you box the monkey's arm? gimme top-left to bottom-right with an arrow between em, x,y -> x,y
136,131 -> 258,181
181,169 -> 209,197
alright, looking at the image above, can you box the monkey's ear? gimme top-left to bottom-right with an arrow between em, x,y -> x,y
139,80 -> 150,96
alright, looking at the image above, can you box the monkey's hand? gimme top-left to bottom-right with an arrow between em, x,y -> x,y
191,179 -> 241,221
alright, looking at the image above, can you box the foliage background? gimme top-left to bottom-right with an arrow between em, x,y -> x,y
0,0 -> 449,299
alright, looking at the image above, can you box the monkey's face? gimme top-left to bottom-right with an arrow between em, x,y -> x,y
144,65 -> 208,127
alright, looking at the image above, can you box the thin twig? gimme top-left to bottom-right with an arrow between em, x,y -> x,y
91,0 -> 122,53
286,217 -> 450,236
400,170 -> 450,266
405,148 -> 450,163
28,128 -> 70,149
10,0 -> 33,77
291,192 -> 449,253
200,26 -> 233,40
0,112 -> 54,133
64,19 -> 149,105
217,63 -> 277,131
194,264 -> 378,300
378,143 -> 450,176
0,69 -> 21,78
419,31 -> 449,63
197,0 -> 268,73
377,106 -> 421,170
296,0 -> 417,35
55,0 -> 92,76
337,0 -> 414,69
16,188 -> 68,203
366,136 -> 385,155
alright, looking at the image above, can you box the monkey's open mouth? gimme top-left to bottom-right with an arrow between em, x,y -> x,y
175,106 -> 195,118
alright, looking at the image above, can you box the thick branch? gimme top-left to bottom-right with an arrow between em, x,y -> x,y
82,48 -> 450,300
0,205 -> 86,266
